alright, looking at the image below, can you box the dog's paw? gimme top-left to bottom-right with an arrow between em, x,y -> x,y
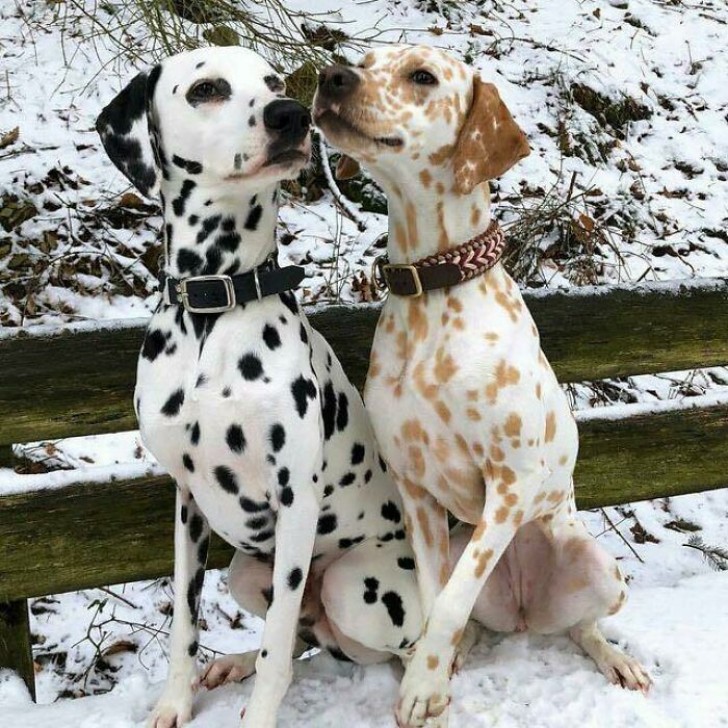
599,650 -> 652,694
395,650 -> 451,727
199,652 -> 257,690
148,698 -> 193,728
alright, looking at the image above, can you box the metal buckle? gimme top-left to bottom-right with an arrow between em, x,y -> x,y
176,275 -> 236,314
382,264 -> 423,297
371,255 -> 388,292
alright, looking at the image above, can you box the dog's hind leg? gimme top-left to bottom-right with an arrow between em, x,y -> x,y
200,550 -> 310,690
321,539 -> 423,662
149,486 -> 210,728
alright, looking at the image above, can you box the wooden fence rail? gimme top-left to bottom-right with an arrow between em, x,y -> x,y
0,276 -> 727,698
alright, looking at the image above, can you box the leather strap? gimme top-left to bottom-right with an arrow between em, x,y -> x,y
375,220 -> 506,297
162,262 -> 305,313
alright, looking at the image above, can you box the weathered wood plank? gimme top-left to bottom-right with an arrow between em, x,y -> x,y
1,401 -> 725,602
0,278 -> 726,446
0,599 -> 36,700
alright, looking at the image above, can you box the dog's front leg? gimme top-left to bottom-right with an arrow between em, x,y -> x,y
240,485 -> 319,728
149,487 -> 210,728
396,495 -> 526,728
397,477 -> 450,620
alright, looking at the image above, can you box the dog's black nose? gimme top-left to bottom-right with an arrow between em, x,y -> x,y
318,65 -> 360,100
263,99 -> 311,141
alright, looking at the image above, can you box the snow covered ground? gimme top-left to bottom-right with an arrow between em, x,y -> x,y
2,486 -> 728,727
1,0 -> 727,725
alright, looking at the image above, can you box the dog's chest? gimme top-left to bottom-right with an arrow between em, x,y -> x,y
365,271 -> 551,523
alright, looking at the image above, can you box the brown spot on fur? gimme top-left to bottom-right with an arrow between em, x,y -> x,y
417,506 -> 434,547
419,169 -> 433,188
427,655 -> 440,670
503,413 -> 522,438
495,506 -> 509,523
474,548 -> 494,578
545,411 -> 557,443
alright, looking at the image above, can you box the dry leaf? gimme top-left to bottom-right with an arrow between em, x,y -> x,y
102,640 -> 138,657
0,127 -> 19,150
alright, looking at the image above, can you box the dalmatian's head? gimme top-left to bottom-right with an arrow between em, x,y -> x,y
314,45 -> 529,195
96,47 -> 311,199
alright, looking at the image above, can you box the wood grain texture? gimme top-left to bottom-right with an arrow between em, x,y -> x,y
0,599 -> 35,700
0,278 -> 726,446
1,402 -> 726,602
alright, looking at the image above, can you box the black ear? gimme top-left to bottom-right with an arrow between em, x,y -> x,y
96,65 -> 163,198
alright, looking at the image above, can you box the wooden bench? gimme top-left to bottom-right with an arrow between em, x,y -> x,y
1,277 -> 727,700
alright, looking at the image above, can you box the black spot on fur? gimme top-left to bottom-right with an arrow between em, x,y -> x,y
351,443 -> 365,465
246,515 -> 268,530
142,329 -> 166,361
182,453 -> 195,472
381,591 -> 405,627
188,214 -> 199,226
251,528 -> 274,543
172,155 -> 203,175
280,486 -> 294,507
270,424 -> 285,452
336,393 -> 349,431
379,455 -> 388,472
339,472 -> 356,487
226,424 -> 246,454
240,496 -> 267,513
214,465 -> 239,494
321,381 -> 337,440
244,204 -> 263,231
263,324 -> 282,350
264,75 -> 285,92
291,376 -> 317,417
339,536 -> 365,549
186,567 -> 205,615
381,501 -> 402,523
299,323 -> 309,345
317,513 -> 338,535
288,567 -> 303,590
323,485 -> 334,498
248,115 -> 256,127
279,290 -> 298,315
278,468 -> 290,486
216,230 -> 241,252
181,504 -> 188,524
397,556 -> 415,570
188,640 -> 198,657
190,421 -> 200,445
364,469 -> 373,483
172,179 -> 196,217
189,513 -> 203,542
363,577 -> 379,604
177,248 -> 202,274
161,388 -> 185,416
196,215 -> 221,244
239,353 -> 264,380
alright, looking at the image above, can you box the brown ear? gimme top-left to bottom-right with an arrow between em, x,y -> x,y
335,154 -> 361,180
452,77 -> 530,195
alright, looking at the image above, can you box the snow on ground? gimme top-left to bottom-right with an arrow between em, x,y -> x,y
1,486 -> 728,727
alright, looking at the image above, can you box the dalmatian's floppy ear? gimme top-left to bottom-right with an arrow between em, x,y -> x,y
335,154 -> 361,180
96,66 -> 163,198
452,77 -> 530,195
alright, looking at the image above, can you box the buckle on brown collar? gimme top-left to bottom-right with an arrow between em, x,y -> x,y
374,262 -> 423,297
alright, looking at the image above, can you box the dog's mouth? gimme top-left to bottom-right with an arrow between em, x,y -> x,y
263,147 -> 310,168
314,108 -> 402,150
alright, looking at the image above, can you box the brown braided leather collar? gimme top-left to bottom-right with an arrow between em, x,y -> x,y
373,219 -> 506,297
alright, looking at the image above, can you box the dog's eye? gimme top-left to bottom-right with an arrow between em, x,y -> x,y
186,78 -> 231,106
411,70 -> 438,86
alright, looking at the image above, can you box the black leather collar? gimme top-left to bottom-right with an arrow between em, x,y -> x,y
160,261 -> 305,314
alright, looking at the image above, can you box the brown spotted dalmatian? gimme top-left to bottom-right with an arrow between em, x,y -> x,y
96,47 -> 428,728
315,45 -> 652,727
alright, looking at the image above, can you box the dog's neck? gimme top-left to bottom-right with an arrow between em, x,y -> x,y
378,175 -> 492,264
159,177 -> 280,278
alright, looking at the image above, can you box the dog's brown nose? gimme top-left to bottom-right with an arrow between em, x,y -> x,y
318,65 -> 360,101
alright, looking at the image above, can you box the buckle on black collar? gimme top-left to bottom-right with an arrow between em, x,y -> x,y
175,275 -> 236,314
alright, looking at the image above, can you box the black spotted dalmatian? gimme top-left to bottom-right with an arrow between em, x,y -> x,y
96,47 -> 426,728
